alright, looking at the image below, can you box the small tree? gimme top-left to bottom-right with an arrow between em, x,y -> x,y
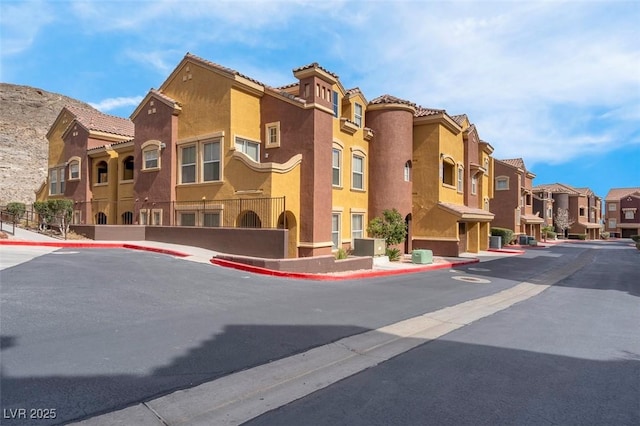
554,208 -> 575,238
5,202 -> 26,223
33,199 -> 73,238
367,208 -> 407,257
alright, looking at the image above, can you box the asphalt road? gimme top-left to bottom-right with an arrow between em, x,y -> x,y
247,240 -> 640,426
1,241 -> 637,425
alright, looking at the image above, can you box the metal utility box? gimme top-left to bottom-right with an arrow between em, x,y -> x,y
353,238 -> 386,256
489,236 -> 502,249
411,249 -> 433,264
528,237 -> 537,246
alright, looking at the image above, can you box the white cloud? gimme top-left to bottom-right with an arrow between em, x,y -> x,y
0,0 -> 54,56
89,96 -> 144,112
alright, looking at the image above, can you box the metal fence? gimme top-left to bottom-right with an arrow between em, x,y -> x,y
9,197 -> 287,228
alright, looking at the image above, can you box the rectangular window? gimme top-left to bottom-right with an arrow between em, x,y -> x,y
608,203 -> 616,211
496,177 -> 508,190
579,207 -> 585,216
471,176 -> 477,195
203,141 -> 220,181
332,149 -> 341,186
144,150 -> 158,169
332,213 -> 341,249
73,210 -> 81,225
457,166 -> 464,192
332,91 -> 339,117
608,218 -> 616,228
49,169 -> 57,195
139,210 -> 148,225
181,146 -> 196,183
70,162 -> 79,180
152,210 -> 162,226
351,214 -> 364,241
180,212 -> 196,226
235,137 -> 260,162
59,169 -> 65,194
354,103 -> 363,127
352,155 -> 364,190
203,212 -> 221,227
624,210 -> 635,220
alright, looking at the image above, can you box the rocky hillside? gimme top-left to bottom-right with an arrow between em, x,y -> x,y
0,83 -> 94,205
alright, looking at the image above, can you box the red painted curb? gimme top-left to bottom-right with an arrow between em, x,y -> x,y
0,240 -> 190,257
210,257 -> 480,281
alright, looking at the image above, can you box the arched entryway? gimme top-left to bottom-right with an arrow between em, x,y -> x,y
278,211 -> 298,258
404,213 -> 412,254
238,210 -> 262,228
95,212 -> 107,225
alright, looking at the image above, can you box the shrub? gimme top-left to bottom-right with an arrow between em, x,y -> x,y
367,208 -> 407,247
491,227 -> 515,245
5,202 -> 26,223
636,242 -> 640,251
335,248 -> 348,260
600,232 -> 610,240
631,235 -> 640,243
385,247 -> 402,262
568,234 -> 587,240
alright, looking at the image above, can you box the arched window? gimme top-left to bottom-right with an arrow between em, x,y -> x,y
96,161 -> 108,184
122,156 -> 134,181
122,211 -> 134,224
404,160 -> 412,182
239,211 -> 261,228
96,212 -> 107,224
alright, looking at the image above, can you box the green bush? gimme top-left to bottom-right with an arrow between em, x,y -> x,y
631,235 -> 640,243
335,248 -> 348,260
5,202 -> 26,223
385,247 -> 402,262
600,232 -> 610,240
568,234 -> 587,240
636,242 -> 640,251
367,208 -> 407,247
490,227 -> 515,245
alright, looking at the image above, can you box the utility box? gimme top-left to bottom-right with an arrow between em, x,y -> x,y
411,249 -> 433,264
518,235 -> 529,245
528,237 -> 537,246
353,238 -> 386,256
489,236 -> 502,249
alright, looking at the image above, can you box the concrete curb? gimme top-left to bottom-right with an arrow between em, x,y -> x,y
0,240 -> 190,258
211,257 -> 480,281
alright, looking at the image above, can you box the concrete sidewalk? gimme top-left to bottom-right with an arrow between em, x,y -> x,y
0,227 -> 532,279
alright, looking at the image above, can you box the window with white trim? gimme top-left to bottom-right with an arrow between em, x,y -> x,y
180,145 -> 196,183
351,213 -> 364,241
332,213 -> 341,249
49,168 -> 59,195
623,209 -> 636,220
404,161 -> 411,182
354,103 -> 363,127
235,137 -> 260,162
332,91 -> 339,117
69,160 -> 80,180
203,212 -> 221,227
608,218 -> 616,228
442,158 -> 455,186
608,203 -> 616,211
496,176 -> 509,190
352,155 -> 364,190
144,149 -> 159,170
139,210 -> 149,225
332,148 -> 341,186
96,161 -> 108,184
471,175 -> 477,195
457,165 -> 464,193
203,141 -> 220,181
152,210 -> 162,226
180,212 -> 196,226
265,122 -> 280,148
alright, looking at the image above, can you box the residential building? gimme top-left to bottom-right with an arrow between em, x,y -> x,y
604,187 -> 640,238
492,158 -> 544,240
37,53 -> 495,258
532,183 -> 602,239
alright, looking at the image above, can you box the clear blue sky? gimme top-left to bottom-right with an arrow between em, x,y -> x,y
1,0 -> 638,198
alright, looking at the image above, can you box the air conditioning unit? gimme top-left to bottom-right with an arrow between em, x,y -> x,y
353,238 -> 386,256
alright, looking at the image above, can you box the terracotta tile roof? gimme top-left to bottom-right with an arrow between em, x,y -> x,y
66,104 -> 134,137
185,52 -> 266,87
414,105 -> 445,117
451,114 -> 468,126
150,89 -> 180,106
532,183 -> 597,196
605,187 -> 640,200
438,202 -> 494,220
498,158 -> 526,170
276,82 -> 299,90
292,62 -> 339,79
369,94 -> 416,107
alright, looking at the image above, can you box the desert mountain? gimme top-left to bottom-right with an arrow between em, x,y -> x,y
0,83 -> 95,205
